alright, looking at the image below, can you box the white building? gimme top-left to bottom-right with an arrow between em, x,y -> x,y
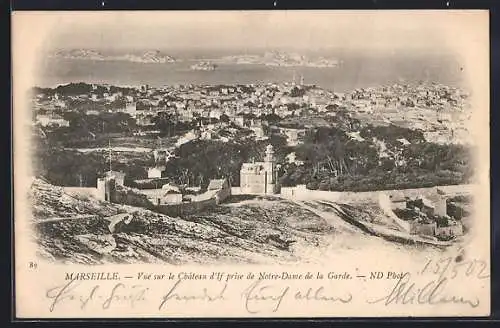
36,114 -> 70,127
104,170 -> 126,186
240,145 -> 280,195
286,152 -> 304,166
148,166 -> 166,179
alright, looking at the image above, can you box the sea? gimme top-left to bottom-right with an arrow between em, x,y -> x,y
35,49 -> 466,93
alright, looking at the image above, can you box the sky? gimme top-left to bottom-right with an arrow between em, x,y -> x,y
22,10 -> 486,54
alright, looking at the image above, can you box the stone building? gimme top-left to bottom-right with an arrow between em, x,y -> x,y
96,177 -> 115,202
409,215 -> 437,237
158,184 -> 183,205
207,178 -> 231,204
104,170 -> 126,186
436,217 -> 464,238
407,195 -> 447,217
240,145 -> 280,195
96,171 -> 126,202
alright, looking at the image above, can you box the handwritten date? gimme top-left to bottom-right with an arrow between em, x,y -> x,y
420,257 -> 490,281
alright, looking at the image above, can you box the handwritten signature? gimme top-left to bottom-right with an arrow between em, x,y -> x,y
45,278 -> 148,312
367,273 -> 480,308
242,280 -> 353,314
45,271 -> 482,314
158,279 -> 227,310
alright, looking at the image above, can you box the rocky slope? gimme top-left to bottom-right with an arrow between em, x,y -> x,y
30,179 -> 334,265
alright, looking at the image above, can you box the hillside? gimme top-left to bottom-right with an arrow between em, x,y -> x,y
30,179 -> 334,265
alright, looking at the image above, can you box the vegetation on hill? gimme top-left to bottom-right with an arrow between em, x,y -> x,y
33,83 -> 136,97
161,125 -> 472,191
33,121 -> 473,191
281,125 -> 472,191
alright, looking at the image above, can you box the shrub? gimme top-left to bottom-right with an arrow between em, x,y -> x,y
306,181 -> 319,190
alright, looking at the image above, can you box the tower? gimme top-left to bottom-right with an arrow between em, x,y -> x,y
105,178 -> 116,202
108,139 -> 112,172
96,176 -> 116,202
263,144 -> 278,194
264,144 -> 275,163
300,75 -> 304,86
96,178 -> 106,201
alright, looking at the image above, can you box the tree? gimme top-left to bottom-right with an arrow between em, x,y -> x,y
306,181 -> 319,190
290,87 -> 306,97
260,113 -> 281,123
220,114 -> 230,123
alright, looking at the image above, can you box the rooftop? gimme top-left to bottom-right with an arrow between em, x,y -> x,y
149,166 -> 166,172
161,184 -> 181,194
418,196 -> 435,208
104,170 -> 126,178
207,179 -> 227,190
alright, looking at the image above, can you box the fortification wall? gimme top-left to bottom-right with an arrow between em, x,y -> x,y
156,198 -> 216,217
280,185 -> 343,201
231,187 -> 242,195
280,184 -> 474,203
215,188 -> 231,204
111,187 -> 155,209
91,180 -> 228,217
63,187 -> 99,199
411,221 -> 437,236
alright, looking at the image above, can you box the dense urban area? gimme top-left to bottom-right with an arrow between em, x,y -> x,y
31,79 -> 472,191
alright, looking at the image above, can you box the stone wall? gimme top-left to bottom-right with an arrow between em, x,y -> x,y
436,223 -> 464,237
215,187 -> 231,204
280,184 -> 474,203
99,183 -> 229,218
156,198 -> 216,217
111,187 -> 155,209
410,221 -> 437,236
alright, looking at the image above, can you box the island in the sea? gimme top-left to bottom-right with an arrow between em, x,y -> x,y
190,61 -> 217,71
216,51 -> 341,68
51,49 -> 176,64
50,49 -> 339,68
122,50 -> 176,64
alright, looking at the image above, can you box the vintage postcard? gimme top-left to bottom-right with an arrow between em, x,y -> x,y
13,10 -> 490,318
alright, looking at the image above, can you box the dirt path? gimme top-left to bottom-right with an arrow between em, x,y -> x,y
292,199 -> 452,248
291,199 -> 366,234
36,214 -> 100,224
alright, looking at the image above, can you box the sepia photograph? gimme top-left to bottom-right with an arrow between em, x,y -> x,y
13,10 -> 490,318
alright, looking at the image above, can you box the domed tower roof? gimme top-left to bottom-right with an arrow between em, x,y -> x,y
264,144 -> 275,163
